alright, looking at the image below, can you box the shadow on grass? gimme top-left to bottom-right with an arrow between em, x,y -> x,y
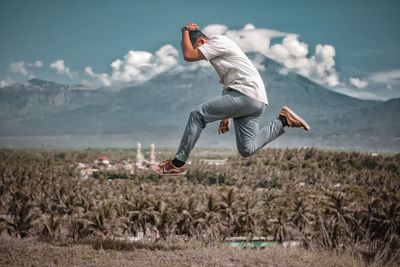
75,237 -> 197,252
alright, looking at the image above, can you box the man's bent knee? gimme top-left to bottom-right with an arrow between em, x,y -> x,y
238,147 -> 253,157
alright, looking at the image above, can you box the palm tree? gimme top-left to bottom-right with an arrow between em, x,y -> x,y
235,194 -> 261,239
125,197 -> 153,237
2,190 -> 41,238
199,193 -> 226,242
151,200 -> 177,239
175,197 -> 204,238
322,191 -> 357,247
270,208 -> 294,243
219,188 -> 239,235
290,197 -> 313,233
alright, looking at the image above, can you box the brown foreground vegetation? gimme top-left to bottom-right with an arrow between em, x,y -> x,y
1,235 -> 368,267
0,148 -> 399,266
0,234 -> 372,267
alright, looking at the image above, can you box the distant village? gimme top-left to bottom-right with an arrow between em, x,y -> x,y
76,142 -> 158,179
76,143 -> 228,179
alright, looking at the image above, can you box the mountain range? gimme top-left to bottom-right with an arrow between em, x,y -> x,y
0,54 -> 399,151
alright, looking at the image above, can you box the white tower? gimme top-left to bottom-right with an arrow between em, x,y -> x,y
150,143 -> 156,165
136,142 -> 143,166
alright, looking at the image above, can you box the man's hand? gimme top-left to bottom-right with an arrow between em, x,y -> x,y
218,118 -> 231,135
185,23 -> 198,31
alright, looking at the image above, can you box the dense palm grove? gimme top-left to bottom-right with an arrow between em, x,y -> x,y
0,148 -> 399,264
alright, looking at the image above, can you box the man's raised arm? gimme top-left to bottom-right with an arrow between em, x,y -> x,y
181,23 -> 205,62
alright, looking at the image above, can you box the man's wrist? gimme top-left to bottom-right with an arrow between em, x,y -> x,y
181,25 -> 199,32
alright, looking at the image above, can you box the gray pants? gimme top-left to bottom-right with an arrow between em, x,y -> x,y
175,89 -> 285,162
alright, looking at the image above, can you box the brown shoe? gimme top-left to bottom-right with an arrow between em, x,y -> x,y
279,106 -> 310,131
151,160 -> 187,176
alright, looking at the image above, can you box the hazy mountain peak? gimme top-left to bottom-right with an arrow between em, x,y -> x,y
27,78 -> 68,90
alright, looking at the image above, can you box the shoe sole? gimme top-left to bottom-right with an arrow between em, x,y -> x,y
151,166 -> 187,176
282,106 -> 310,131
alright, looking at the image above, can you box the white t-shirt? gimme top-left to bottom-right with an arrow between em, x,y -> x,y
198,35 -> 268,105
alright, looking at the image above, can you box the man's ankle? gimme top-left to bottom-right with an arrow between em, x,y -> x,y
278,115 -> 288,127
172,158 -> 185,167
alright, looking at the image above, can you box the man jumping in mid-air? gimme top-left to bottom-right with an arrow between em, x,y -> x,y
152,23 -> 310,176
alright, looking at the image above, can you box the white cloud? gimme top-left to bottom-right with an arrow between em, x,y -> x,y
204,23 -> 290,56
84,67 -> 112,87
33,60 -> 43,68
84,44 -> 180,87
8,60 -> 43,78
0,78 -> 15,88
267,36 -> 340,87
349,77 -> 368,89
370,69 -> 400,86
9,61 -> 29,76
26,60 -> 43,68
314,44 -> 340,87
202,24 -> 229,37
50,59 -> 77,79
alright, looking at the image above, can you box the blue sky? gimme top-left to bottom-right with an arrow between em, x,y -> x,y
1,0 -> 399,100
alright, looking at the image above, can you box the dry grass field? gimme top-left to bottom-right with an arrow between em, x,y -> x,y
0,148 -> 399,266
1,235 -> 370,267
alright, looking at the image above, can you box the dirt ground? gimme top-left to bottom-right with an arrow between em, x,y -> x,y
0,236 -> 371,267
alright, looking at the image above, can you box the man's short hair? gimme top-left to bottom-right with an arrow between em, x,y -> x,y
189,30 -> 209,45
